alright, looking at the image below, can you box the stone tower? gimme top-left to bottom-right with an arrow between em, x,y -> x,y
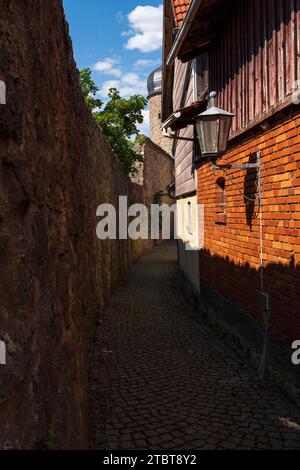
147,66 -> 173,155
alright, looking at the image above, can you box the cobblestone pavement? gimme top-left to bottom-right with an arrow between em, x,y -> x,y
89,242 -> 300,450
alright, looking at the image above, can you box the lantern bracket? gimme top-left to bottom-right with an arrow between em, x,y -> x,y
211,150 -> 261,171
211,151 -> 262,207
162,128 -> 196,142
212,163 -> 259,170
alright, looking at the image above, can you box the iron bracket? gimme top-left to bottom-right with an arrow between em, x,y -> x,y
212,151 -> 262,207
212,163 -> 259,170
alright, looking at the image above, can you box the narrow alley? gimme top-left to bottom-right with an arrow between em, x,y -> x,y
89,242 -> 300,450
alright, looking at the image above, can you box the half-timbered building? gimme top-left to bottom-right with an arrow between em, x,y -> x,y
162,0 -> 300,389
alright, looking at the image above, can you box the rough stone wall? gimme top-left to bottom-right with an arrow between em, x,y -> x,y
132,138 -> 175,247
143,138 -> 174,206
0,0 -> 147,449
132,137 -> 174,205
149,94 -> 173,156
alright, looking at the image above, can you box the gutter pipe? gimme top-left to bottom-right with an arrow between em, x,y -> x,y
166,0 -> 203,66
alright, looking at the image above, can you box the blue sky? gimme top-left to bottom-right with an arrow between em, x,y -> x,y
63,0 -> 163,134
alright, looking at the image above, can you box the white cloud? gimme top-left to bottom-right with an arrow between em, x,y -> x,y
93,58 -> 122,78
125,5 -> 163,53
121,73 -> 147,96
98,72 -> 147,98
134,59 -> 161,69
121,30 -> 132,37
98,79 -> 121,97
122,72 -> 142,85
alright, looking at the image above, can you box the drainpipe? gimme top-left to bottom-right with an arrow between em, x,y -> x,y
166,0 -> 203,67
257,152 -> 270,379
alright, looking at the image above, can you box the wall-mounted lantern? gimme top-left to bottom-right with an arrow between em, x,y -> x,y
195,91 -> 234,158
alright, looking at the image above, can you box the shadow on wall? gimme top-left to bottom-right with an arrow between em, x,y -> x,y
194,247 -> 300,388
199,248 -> 300,345
244,152 -> 259,229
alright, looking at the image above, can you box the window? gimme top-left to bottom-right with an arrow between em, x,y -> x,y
193,52 -> 209,102
186,202 -> 193,235
216,178 -> 227,225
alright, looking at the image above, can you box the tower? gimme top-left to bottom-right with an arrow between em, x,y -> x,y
147,66 -> 173,155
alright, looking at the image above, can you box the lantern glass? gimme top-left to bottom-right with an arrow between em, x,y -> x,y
218,115 -> 232,153
196,117 -> 219,156
195,91 -> 235,157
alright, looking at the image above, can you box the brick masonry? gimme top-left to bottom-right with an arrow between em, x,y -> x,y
197,110 -> 300,351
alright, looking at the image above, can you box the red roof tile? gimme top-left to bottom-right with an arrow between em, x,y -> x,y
172,0 -> 192,28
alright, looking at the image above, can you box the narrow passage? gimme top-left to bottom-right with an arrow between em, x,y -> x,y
89,242 -> 300,450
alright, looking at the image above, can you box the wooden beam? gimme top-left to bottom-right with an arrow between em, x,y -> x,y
177,0 -> 234,62
179,34 -> 217,62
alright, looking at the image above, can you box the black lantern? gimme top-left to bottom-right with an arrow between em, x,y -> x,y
195,91 -> 234,158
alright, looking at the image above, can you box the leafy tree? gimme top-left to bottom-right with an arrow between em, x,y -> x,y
80,68 -> 103,112
79,68 -> 147,174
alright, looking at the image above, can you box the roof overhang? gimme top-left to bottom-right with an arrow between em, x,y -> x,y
166,0 -> 234,65
162,100 -> 207,131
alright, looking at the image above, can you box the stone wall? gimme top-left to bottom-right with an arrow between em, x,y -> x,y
0,0 -> 157,449
149,94 -> 173,156
142,138 -> 174,206
132,137 -> 175,247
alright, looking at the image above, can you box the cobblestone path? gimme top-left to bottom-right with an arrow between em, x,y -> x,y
89,242 -> 300,450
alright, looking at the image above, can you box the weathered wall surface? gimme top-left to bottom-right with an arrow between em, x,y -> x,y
142,138 -> 174,206
148,94 -> 173,156
132,137 -> 175,247
210,0 -> 300,138
0,0 -> 147,449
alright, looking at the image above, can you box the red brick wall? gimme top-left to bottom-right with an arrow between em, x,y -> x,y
197,111 -> 300,345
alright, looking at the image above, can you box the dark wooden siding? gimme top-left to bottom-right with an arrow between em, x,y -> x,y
173,59 -> 196,197
209,0 -> 300,137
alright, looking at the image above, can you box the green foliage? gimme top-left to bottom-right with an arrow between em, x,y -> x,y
154,190 -> 163,205
79,68 -> 147,174
80,68 -> 103,112
136,134 -> 147,146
